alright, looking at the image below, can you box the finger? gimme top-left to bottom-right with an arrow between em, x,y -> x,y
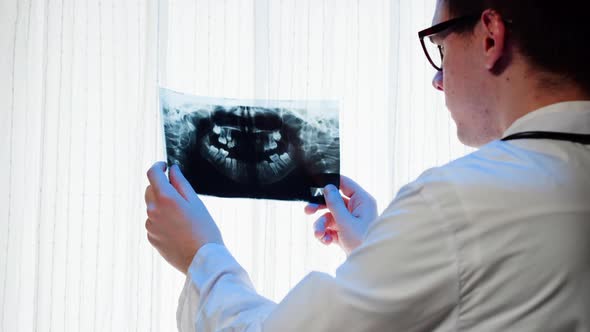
339,175 -> 369,198
323,184 -> 351,222
305,197 -> 348,215
146,161 -> 170,193
322,229 -> 338,245
313,213 -> 330,239
341,196 -> 351,208
321,233 -> 332,245
147,232 -> 159,247
169,164 -> 198,202
144,185 -> 155,205
304,203 -> 319,215
304,203 -> 326,215
313,213 -> 337,240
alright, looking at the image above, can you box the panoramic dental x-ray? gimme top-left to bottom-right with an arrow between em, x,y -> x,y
159,88 -> 340,203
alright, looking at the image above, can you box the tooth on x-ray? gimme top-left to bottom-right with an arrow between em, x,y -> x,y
159,87 -> 340,203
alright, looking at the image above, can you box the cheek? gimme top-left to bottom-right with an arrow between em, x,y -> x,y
442,70 -> 475,127
443,52 -> 479,104
441,66 -> 461,110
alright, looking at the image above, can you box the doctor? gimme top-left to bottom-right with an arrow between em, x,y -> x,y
145,0 -> 590,330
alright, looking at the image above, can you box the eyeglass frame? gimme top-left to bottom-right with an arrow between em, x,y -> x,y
418,14 -> 482,71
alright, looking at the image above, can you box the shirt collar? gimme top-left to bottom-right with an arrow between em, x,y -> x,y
502,101 -> 590,138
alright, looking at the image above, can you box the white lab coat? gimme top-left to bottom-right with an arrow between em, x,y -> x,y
177,101 -> 590,331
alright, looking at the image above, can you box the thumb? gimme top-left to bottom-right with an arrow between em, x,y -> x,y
169,164 -> 198,202
323,184 -> 351,223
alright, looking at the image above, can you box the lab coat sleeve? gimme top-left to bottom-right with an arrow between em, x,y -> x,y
177,177 -> 461,332
176,243 -> 277,332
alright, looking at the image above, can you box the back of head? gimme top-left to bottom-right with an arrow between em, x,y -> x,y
444,0 -> 590,95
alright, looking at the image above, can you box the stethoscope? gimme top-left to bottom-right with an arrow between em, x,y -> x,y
501,131 -> 590,144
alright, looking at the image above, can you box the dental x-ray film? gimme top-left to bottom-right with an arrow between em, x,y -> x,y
159,88 -> 340,203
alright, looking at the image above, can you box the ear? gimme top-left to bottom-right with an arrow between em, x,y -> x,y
480,9 -> 507,71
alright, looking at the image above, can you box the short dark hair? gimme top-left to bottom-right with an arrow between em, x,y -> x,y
444,0 -> 590,93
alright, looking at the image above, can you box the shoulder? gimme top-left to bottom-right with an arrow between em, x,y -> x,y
382,140 -> 529,222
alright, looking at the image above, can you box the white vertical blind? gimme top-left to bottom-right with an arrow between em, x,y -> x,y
0,0 -> 472,330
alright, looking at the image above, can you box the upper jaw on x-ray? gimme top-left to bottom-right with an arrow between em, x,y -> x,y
160,88 -> 340,203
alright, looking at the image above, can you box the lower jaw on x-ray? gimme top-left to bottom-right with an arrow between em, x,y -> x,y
160,88 -> 340,203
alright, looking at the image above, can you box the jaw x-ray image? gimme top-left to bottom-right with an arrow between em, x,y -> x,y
159,88 -> 340,203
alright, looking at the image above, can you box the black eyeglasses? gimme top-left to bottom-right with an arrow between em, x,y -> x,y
418,14 -> 481,71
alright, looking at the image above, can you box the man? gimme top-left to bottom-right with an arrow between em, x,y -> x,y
145,0 -> 590,330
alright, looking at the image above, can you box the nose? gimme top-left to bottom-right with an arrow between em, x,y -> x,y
432,71 -> 444,91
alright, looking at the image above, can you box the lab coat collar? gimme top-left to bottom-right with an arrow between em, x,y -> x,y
502,101 -> 590,138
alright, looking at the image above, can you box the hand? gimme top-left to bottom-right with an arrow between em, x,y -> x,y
144,161 -> 224,274
304,176 -> 378,256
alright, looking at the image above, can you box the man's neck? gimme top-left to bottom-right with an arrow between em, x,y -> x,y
496,70 -> 590,134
